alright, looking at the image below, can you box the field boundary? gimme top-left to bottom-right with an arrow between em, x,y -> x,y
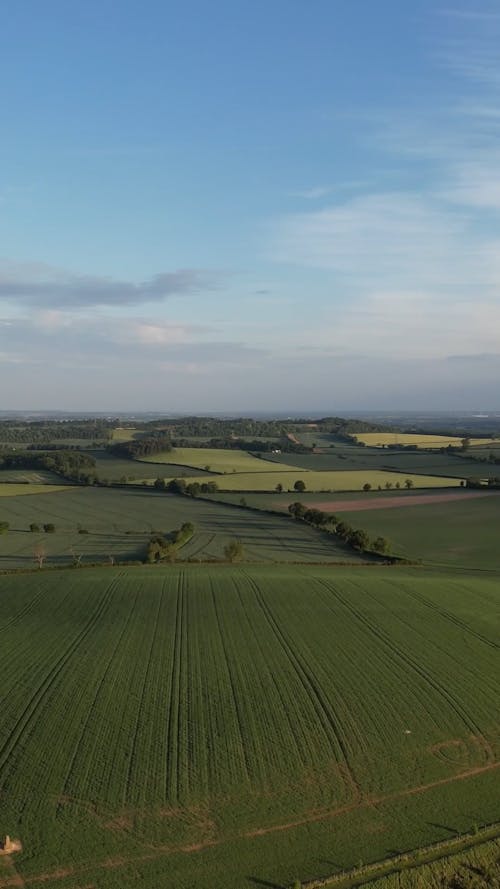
302,820 -> 500,888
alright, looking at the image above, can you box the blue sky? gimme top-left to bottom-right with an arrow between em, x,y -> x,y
1,0 -> 500,411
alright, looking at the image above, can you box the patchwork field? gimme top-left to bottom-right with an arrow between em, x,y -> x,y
338,491 -> 500,570
355,433 -> 492,449
0,565 -> 498,889
139,447 -> 298,473
0,483 -> 72,497
264,448 -> 493,479
0,486 -> 364,568
179,469 -> 464,492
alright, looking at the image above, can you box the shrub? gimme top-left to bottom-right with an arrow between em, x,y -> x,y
43,523 -> 56,533
29,523 -> 40,532
224,540 -> 244,562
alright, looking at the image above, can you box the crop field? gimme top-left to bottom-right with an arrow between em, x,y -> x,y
139,447 -> 299,474
0,486 -> 363,568
0,565 -> 498,889
180,469 -> 463,492
0,483 -> 72,498
339,492 -> 500,570
0,468 -> 66,485
355,433 -> 492,448
264,449 -> 493,479
85,450 -> 211,482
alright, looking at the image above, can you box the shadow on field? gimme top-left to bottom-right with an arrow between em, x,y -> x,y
247,878 -> 286,889
428,820 -> 460,836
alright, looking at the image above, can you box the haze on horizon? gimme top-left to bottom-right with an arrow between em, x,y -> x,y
1,0 -> 500,412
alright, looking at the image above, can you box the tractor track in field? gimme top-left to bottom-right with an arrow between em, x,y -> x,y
3,759 -> 500,887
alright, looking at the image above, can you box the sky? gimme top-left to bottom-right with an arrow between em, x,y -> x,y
1,0 -> 500,412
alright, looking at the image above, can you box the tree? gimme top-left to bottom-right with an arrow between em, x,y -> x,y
404,478 -> 414,489
154,477 -> 166,490
362,482 -> 371,492
384,481 -> 393,490
294,479 -> 306,492
224,539 -> 244,562
167,478 -> 186,494
186,482 -> 201,497
275,483 -> 283,493
461,437 -> 471,451
372,536 -> 390,555
43,523 -> 56,533
288,501 -> 306,519
33,544 -> 46,568
350,529 -> 370,551
0,521 -> 10,534
29,523 -> 40,532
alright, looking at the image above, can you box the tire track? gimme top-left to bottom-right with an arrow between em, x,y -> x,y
314,575 -> 491,744
208,574 -> 252,784
0,575 -> 122,783
242,570 -> 361,800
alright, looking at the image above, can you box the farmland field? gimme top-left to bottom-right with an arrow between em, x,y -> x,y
139,447 -> 300,474
85,450 -> 211,482
264,448 -> 494,479
0,483 -> 72,498
0,565 -> 498,888
355,433 -> 492,448
179,469 -> 464,492
338,492 -> 500,570
0,486 -> 364,568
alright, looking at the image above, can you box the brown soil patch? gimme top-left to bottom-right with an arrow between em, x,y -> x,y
300,489 -> 500,514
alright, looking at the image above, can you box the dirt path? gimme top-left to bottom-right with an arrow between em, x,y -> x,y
4,759 -> 499,888
302,489 -> 500,514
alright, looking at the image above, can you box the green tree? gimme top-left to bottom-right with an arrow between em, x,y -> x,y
29,522 -> 40,532
224,539 -> 244,562
0,521 -> 10,534
154,477 -> 166,490
350,528 -> 370,550
294,479 -> 306,492
43,523 -> 56,533
288,501 -> 306,519
404,478 -> 414,489
362,482 -> 372,492
275,482 -> 283,493
461,437 -> 471,451
372,536 -> 390,555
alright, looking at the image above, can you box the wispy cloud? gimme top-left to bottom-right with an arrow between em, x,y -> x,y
288,186 -> 333,200
0,260 -> 216,308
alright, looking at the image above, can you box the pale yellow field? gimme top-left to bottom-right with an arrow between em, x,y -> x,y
172,470 -> 463,493
111,427 -> 140,442
0,484 -> 74,497
140,447 -> 300,474
355,433 -> 492,449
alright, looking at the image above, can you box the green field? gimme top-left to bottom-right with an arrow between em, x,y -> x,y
86,450 -> 212,482
339,493 -> 500,569
140,447 -> 301,473
265,448 -> 493,479
0,468 -> 67,485
0,565 -> 498,889
179,469 -> 464,492
0,483 -> 72,497
355,433 -> 492,448
0,486 -> 364,568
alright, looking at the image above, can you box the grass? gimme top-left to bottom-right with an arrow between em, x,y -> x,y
178,469 -> 464,492
0,483 -> 72,497
85,450 -> 211,482
355,433 -> 492,448
264,449 -> 494,479
0,468 -> 67,484
0,564 -> 498,888
0,486 -> 366,568
139,447 -> 302,474
339,493 -> 500,569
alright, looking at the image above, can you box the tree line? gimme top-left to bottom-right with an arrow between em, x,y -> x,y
287,502 -> 391,557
